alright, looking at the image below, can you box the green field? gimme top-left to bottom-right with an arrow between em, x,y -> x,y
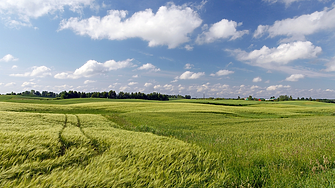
1,96 -> 335,187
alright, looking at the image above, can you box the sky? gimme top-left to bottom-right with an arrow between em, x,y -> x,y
0,0 -> 335,98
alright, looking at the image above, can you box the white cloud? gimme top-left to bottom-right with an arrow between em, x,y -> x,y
144,83 -> 152,87
12,65 -> 18,69
193,0 -> 208,10
159,57 -> 174,62
138,63 -> 160,72
253,25 -> 269,38
178,84 -> 185,91
324,57 -> 335,72
132,74 -> 138,78
54,59 -> 133,79
119,86 -> 130,91
0,54 -> 18,62
53,84 -> 74,92
5,82 -> 16,87
285,74 -> 305,81
210,69 -> 234,76
253,77 -> 262,82
21,82 -> 36,87
10,66 -> 51,77
266,85 -> 290,91
163,84 -> 174,91
179,71 -> 205,79
154,85 -> 161,89
250,85 -> 260,90
84,80 -> 96,84
108,83 -> 121,88
59,3 -> 202,49
264,0 -> 326,7
0,0 -> 95,27
128,82 -> 138,86
229,41 -> 321,65
184,63 -> 193,69
196,19 -> 249,44
254,6 -> 335,39
185,45 -> 194,51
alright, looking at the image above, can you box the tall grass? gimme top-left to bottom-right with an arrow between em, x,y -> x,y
0,111 -> 227,187
1,98 -> 335,186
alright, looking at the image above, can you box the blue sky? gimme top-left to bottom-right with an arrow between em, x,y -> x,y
0,0 -> 335,98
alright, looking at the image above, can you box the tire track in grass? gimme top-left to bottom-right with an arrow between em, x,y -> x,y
75,115 -> 109,155
1,114 -> 94,181
1,114 -> 109,181
58,114 -> 67,156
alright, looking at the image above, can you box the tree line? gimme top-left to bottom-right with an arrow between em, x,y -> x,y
5,90 -> 171,101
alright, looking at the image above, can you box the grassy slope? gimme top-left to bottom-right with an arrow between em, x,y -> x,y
0,111 -> 226,187
1,96 -> 335,187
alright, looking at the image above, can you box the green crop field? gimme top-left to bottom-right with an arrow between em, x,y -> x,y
1,96 -> 335,187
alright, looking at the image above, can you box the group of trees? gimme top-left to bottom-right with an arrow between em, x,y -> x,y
7,90 -> 57,98
6,90 -> 171,101
168,94 -> 191,99
58,90 -> 169,101
237,95 -> 331,102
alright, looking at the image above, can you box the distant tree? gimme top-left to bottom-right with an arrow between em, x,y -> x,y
91,92 -> 98,98
108,90 -> 116,99
80,92 -> 86,98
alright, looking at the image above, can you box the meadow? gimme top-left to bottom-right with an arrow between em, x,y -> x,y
1,95 -> 335,187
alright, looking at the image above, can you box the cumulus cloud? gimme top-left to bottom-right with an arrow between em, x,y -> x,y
84,80 -> 96,84
254,6 -> 335,39
54,59 -> 133,79
250,85 -> 260,90
21,81 -> 36,87
163,84 -> 174,91
179,71 -> 205,79
210,69 -> 234,77
185,45 -> 194,51
12,65 -> 18,69
59,3 -> 202,48
253,77 -> 262,82
119,86 -> 130,91
253,25 -> 269,38
154,85 -> 161,89
324,57 -> 335,72
138,63 -> 160,72
229,41 -> 321,65
108,83 -> 121,89
144,83 -> 152,87
266,85 -> 290,91
0,0 -> 95,27
0,54 -> 18,62
10,66 -> 51,77
5,82 -> 16,87
285,74 -> 305,81
132,75 -> 138,78
184,63 -> 193,69
196,19 -> 249,44
128,82 -> 138,86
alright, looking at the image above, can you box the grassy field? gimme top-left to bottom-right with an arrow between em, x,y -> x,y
1,96 -> 335,187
